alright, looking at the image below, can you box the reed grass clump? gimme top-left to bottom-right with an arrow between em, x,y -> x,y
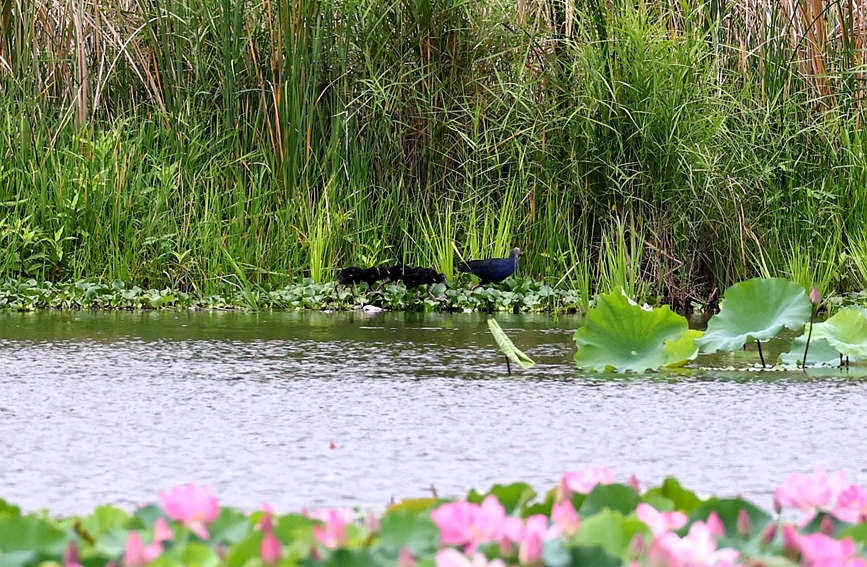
2,0 -> 867,305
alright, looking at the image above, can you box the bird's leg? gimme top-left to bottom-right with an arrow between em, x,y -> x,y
471,283 -> 481,290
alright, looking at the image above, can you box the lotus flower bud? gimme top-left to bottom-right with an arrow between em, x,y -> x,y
820,514 -> 835,536
760,522 -> 777,545
736,508 -> 751,536
810,287 -> 820,304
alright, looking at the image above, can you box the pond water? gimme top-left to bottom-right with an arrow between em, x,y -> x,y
1,310 -> 865,516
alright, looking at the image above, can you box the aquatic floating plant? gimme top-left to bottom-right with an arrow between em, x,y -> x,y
572,291 -> 701,372
3,467 -> 867,567
696,278 -> 812,366
809,308 -> 867,360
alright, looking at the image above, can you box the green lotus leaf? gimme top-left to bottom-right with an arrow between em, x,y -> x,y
663,329 -> 703,367
488,318 -> 535,369
573,292 -> 696,372
810,308 -> 867,359
778,335 -> 861,367
696,278 -> 810,353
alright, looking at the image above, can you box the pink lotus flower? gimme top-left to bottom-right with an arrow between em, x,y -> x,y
518,514 -> 548,565
431,496 -> 507,552
736,509 -> 751,536
706,512 -> 725,537
651,520 -> 740,567
159,485 -> 220,539
152,518 -> 173,544
432,500 -> 483,548
636,503 -> 687,537
260,530 -> 282,564
63,542 -> 84,567
123,531 -> 162,567
310,508 -> 354,549
398,547 -> 417,567
788,530 -> 866,567
435,549 -> 506,567
810,287 -> 821,304
551,499 -> 579,536
774,468 -> 846,515
258,510 -> 282,565
834,484 -> 867,523
560,467 -> 615,498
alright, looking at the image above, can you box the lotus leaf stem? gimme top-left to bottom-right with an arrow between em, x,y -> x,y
802,307 -> 816,370
756,339 -> 766,368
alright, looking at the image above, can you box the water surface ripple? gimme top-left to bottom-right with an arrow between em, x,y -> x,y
1,310 -> 865,515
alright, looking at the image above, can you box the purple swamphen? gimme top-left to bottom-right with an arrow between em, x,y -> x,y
457,247 -> 523,285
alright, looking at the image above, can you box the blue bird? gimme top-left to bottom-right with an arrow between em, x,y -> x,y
457,247 -> 523,286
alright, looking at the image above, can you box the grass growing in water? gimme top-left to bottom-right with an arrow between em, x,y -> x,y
1,0 -> 867,304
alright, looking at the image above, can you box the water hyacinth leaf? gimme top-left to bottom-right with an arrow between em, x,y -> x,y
573,292 -> 696,372
810,308 -> 867,359
578,484 -> 641,517
778,336 -> 859,367
487,318 -> 535,369
696,278 -> 810,353
378,510 -> 440,555
467,483 -> 536,514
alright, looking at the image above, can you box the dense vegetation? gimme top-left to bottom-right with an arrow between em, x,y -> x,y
2,0 -> 867,306
3,468 -> 867,567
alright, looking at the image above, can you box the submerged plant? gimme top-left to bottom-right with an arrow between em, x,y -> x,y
573,291 -> 701,372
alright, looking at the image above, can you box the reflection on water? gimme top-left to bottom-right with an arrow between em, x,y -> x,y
1,310 -> 865,515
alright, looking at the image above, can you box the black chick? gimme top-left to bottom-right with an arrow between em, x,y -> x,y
360,267 -> 385,285
338,267 -> 364,285
403,267 -> 446,288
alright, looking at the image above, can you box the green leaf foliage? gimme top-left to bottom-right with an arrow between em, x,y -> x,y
487,318 -> 535,369
467,483 -> 537,515
643,477 -> 702,514
689,498 -> 772,541
578,484 -> 641,517
696,278 -> 810,353
573,291 -> 698,372
0,515 -> 69,555
573,509 -> 647,558
778,335 -> 860,367
378,510 -> 440,555
810,308 -> 867,359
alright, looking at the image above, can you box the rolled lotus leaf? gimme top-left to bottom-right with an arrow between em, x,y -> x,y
573,292 -> 699,372
696,278 -> 810,354
487,318 -> 535,369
